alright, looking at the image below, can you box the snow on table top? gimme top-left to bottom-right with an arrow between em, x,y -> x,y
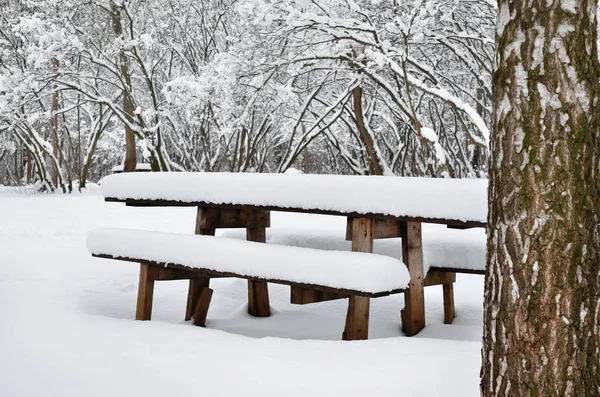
87,228 -> 410,294
221,225 -> 486,273
100,173 -> 488,224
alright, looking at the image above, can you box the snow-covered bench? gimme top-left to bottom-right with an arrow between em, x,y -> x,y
220,225 -> 486,323
87,228 -> 411,340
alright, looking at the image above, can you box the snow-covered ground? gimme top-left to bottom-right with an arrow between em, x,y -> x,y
0,187 -> 484,397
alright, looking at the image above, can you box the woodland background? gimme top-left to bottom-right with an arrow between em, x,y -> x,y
0,0 -> 493,192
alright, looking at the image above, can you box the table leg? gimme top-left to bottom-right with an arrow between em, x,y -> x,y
192,287 -> 214,327
185,276 -> 210,321
246,227 -> 271,317
343,295 -> 370,341
185,206 -> 216,321
400,221 -> 425,336
344,217 -> 374,340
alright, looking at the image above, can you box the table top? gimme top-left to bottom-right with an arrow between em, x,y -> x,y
101,172 -> 487,227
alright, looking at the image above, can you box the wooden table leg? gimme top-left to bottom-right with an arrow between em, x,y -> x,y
343,295 -> 370,341
192,287 -> 214,327
246,227 -> 271,317
343,217 -> 374,340
185,206 -> 216,320
423,270 -> 456,324
185,276 -> 210,321
400,221 -> 425,336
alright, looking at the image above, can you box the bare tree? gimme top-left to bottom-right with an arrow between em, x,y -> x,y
110,1 -> 136,173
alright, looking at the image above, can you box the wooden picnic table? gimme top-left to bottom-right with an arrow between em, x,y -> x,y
100,172 -> 487,336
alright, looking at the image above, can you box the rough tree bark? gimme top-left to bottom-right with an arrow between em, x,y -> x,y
110,1 -> 136,173
482,0 -> 600,395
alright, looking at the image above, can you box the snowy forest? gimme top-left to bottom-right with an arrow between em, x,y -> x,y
0,0 -> 493,191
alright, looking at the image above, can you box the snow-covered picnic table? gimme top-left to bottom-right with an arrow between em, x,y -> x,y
101,172 -> 487,227
95,172 -> 488,338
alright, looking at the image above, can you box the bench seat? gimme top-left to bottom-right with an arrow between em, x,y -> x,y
87,228 -> 410,296
87,228 -> 410,340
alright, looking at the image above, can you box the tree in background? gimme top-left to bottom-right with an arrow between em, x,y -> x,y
482,0 -> 600,394
1,0 -> 496,188
109,1 -> 136,173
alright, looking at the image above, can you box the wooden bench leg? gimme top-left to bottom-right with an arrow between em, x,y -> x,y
192,287 -> 214,327
248,280 -> 271,317
136,263 -> 159,321
443,282 -> 455,324
423,270 -> 456,324
400,221 -> 425,336
343,296 -> 370,340
185,277 -> 210,321
246,227 -> 271,317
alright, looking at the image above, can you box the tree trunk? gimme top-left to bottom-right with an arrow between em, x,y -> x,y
352,86 -> 384,175
110,2 -> 136,173
26,150 -> 32,184
482,0 -> 600,395
50,58 -> 59,185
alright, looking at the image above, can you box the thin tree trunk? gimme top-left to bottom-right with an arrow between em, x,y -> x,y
352,86 -> 383,175
110,2 -> 136,173
472,87 -> 484,175
301,122 -> 309,173
51,58 -> 59,185
482,0 -> 600,394
27,150 -> 32,184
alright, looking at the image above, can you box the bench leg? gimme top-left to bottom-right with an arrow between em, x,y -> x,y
246,227 -> 271,317
185,277 -> 210,321
136,263 -> 159,321
248,280 -> 271,317
400,221 -> 425,336
343,296 -> 370,340
443,282 -> 455,324
192,287 -> 214,327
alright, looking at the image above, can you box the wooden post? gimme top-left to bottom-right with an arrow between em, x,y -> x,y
343,217 -> 374,340
400,221 -> 426,336
246,227 -> 271,317
184,206 -> 216,320
443,282 -> 456,324
185,276 -> 209,321
342,296 -> 370,341
136,263 -> 159,321
192,287 -> 214,327
422,270 -> 456,324
195,206 -> 218,236
350,217 -> 374,253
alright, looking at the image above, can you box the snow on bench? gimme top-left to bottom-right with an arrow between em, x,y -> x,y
218,226 -> 485,325
87,228 -> 411,340
219,225 -> 486,274
87,228 -> 410,295
100,172 -> 488,226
